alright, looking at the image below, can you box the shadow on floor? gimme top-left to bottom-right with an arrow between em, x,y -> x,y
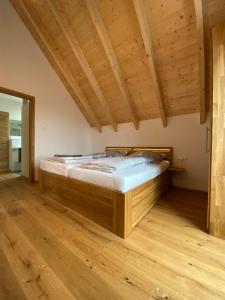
158,187 -> 208,231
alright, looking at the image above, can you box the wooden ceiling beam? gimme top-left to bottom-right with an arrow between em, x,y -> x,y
133,0 -> 167,128
16,0 -> 102,133
47,0 -> 117,132
194,0 -> 206,124
85,0 -> 139,130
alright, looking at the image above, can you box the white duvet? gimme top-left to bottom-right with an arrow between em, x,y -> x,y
40,160 -> 79,176
79,156 -> 153,173
69,161 -> 170,192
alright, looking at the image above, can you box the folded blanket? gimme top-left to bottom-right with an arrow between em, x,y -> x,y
48,156 -> 92,164
79,156 -> 151,173
54,154 -> 83,157
48,152 -> 110,163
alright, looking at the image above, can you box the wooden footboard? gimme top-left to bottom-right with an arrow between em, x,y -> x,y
40,169 -> 171,238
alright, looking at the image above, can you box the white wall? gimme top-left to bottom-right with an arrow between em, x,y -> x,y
92,113 -> 210,191
0,96 -> 22,121
0,0 -> 92,179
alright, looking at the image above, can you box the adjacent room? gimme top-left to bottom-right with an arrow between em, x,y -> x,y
0,92 -> 30,181
0,0 -> 225,299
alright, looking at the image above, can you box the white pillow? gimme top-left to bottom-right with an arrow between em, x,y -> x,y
106,150 -> 128,157
129,151 -> 165,163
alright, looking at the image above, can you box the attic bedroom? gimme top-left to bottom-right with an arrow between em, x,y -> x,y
0,0 -> 225,299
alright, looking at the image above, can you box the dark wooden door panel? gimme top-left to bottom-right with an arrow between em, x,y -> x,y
0,111 -> 9,172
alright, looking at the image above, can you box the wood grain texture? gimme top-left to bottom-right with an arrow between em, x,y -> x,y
133,0 -> 167,127
131,171 -> 170,228
0,112 -> 9,173
85,0 -> 139,130
0,249 -> 27,300
0,172 -> 20,182
13,0 -> 101,133
40,146 -> 173,238
39,169 -> 170,239
1,176 -> 225,299
105,146 -> 173,166
47,0 -> 117,131
209,22 -> 225,238
203,0 -> 225,111
194,0 -> 206,124
10,0 -> 203,127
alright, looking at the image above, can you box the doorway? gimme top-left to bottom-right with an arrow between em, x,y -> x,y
0,87 -> 35,182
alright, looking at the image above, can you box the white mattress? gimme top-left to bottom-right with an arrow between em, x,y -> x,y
68,160 -> 170,192
40,160 -> 81,176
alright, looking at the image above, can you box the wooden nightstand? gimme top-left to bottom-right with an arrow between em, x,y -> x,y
168,167 -> 184,172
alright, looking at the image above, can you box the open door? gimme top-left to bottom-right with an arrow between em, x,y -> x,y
0,111 -> 9,173
0,87 -> 35,182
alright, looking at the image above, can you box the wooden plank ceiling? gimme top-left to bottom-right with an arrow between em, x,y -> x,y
10,0 -> 207,132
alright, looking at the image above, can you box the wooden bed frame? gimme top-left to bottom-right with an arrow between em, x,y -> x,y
39,147 -> 173,238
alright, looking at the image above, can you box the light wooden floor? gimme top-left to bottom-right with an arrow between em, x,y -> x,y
0,171 -> 20,182
0,177 -> 225,300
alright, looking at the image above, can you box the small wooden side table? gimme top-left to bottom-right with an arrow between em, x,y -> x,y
168,167 -> 184,172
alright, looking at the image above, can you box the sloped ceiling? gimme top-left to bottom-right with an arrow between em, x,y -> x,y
9,0 -> 225,132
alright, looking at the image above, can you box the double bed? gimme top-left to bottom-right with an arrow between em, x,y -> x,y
39,147 -> 173,238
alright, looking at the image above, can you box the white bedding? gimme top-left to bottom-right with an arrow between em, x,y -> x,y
68,160 -> 170,192
47,155 -> 93,164
40,160 -> 82,176
79,156 -> 154,173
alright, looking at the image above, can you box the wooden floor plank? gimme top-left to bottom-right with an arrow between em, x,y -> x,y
0,180 -> 154,299
0,187 -> 123,300
0,248 -> 27,300
0,205 -> 76,300
3,179 -> 214,299
8,183 -> 181,299
0,177 -> 225,300
0,172 -> 20,182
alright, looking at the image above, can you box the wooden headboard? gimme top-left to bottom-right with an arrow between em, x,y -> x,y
105,146 -> 173,165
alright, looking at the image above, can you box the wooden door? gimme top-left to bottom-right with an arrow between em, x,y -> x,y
209,23 -> 225,238
0,111 -> 9,173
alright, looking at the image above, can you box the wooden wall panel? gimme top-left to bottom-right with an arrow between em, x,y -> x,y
209,22 -> 225,238
204,0 -> 225,111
